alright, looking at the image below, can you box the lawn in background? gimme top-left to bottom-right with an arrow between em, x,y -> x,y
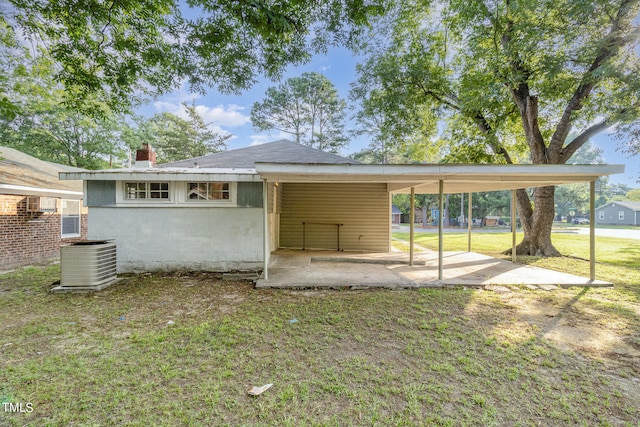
393,230 -> 640,271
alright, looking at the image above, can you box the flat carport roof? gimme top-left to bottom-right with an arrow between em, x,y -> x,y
255,162 -> 625,284
255,163 -> 624,193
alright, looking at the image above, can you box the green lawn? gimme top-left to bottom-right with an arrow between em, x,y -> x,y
393,230 -> 640,269
1,236 -> 639,426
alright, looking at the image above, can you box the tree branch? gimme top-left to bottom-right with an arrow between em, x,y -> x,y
499,7 -> 548,162
559,119 -> 612,163
549,0 -> 640,154
471,112 -> 514,164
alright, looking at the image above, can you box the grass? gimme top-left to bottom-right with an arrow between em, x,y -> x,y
1,233 -> 639,425
393,231 -> 640,270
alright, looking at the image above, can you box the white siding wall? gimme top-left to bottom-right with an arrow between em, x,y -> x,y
280,183 -> 390,252
88,207 -> 263,272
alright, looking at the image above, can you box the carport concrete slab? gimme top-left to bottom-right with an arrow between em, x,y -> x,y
255,250 -> 611,289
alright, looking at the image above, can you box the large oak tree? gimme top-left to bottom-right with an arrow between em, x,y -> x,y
353,0 -> 640,256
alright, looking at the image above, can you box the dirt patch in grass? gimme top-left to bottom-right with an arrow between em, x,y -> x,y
1,266 -> 639,426
476,288 -> 640,375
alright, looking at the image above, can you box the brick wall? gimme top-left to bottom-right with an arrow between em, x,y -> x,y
0,194 -> 88,269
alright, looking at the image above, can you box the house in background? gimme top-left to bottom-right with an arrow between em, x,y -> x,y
0,146 -> 86,269
60,140 -> 624,275
391,205 -> 402,225
595,201 -> 640,226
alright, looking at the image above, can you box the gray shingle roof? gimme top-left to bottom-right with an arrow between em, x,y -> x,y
598,201 -> 640,211
0,146 -> 84,192
159,139 -> 360,169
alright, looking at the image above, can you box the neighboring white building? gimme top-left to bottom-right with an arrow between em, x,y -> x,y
60,140 -> 625,274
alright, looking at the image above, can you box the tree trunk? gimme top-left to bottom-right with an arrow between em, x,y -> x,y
503,186 -> 561,257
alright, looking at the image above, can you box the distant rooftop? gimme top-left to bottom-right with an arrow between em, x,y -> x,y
0,146 -> 84,193
598,201 -> 640,211
160,139 -> 360,169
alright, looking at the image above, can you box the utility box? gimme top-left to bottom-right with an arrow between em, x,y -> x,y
54,241 -> 118,292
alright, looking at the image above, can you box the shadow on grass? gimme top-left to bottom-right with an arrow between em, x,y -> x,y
1,267 -> 639,425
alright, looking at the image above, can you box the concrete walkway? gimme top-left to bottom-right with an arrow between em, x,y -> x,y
255,249 -> 611,289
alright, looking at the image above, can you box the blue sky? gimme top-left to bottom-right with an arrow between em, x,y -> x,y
141,46 -> 639,187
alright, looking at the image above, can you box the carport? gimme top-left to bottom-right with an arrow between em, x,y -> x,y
256,163 -> 624,283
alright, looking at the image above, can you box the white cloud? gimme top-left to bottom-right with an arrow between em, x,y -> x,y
250,131 -> 292,146
250,135 -> 271,146
153,99 -> 250,129
192,104 -> 250,128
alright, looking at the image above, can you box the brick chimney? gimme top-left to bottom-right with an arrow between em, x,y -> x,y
135,143 -> 156,168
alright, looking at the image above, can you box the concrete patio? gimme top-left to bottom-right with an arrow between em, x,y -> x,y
255,249 -> 612,289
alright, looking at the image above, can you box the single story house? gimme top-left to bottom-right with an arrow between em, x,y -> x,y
60,139 -> 624,275
1,146 -> 86,269
484,216 -> 501,226
595,201 -> 640,226
391,205 -> 402,224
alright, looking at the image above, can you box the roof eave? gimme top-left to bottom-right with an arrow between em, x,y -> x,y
59,168 -> 261,182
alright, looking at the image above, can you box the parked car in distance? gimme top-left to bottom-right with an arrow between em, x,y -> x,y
572,218 -> 590,224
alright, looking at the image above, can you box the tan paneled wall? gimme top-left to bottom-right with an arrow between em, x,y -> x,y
280,183 -> 389,252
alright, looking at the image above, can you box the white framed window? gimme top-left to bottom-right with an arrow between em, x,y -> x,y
598,211 -> 604,220
124,182 -> 169,200
187,182 -> 231,201
619,211 -> 624,220
61,199 -> 81,238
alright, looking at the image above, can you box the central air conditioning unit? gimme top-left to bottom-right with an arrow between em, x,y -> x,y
53,241 -> 118,292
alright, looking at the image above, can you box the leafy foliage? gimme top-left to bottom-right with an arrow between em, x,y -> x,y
625,188 -> 640,200
134,103 -> 231,164
353,0 -> 640,255
5,0 -> 386,114
0,27 -> 127,168
251,72 -> 348,152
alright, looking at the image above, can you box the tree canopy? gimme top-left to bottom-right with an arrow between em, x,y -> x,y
251,72 -> 348,152
133,103 -> 231,164
3,0 -> 385,115
353,0 -> 640,256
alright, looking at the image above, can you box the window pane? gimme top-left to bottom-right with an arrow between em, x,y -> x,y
62,200 -> 80,236
62,216 -> 79,235
125,182 -> 147,199
187,182 -> 230,201
149,182 -> 169,199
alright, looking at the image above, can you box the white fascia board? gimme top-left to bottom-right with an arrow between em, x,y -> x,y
60,168 -> 261,182
256,163 -> 625,193
255,162 -> 625,178
0,183 -> 83,199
